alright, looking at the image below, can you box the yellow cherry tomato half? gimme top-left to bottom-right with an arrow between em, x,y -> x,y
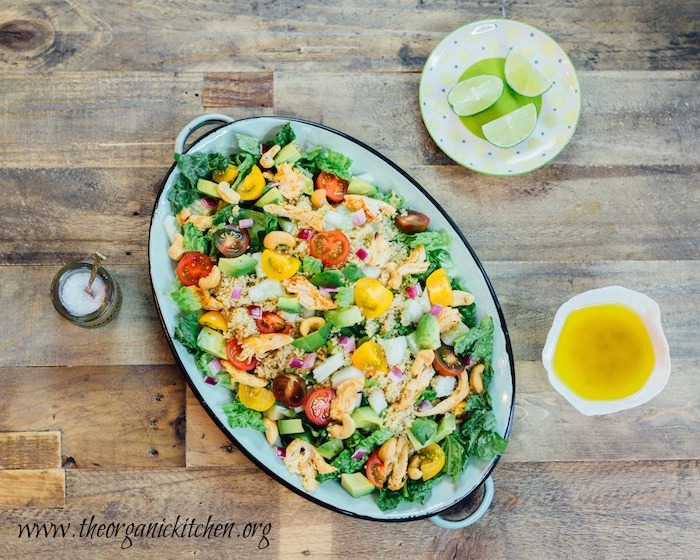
198,310 -> 228,332
425,268 -> 453,307
213,164 -> 239,184
237,165 -> 266,201
354,277 -> 394,319
351,340 -> 388,375
238,384 -> 276,412
418,443 -> 446,481
260,249 -> 300,281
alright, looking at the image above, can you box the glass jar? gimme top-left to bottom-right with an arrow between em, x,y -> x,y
51,260 -> 122,328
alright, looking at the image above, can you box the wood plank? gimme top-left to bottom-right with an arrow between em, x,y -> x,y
0,71 -> 697,168
0,462 -> 696,557
1,163 -> 698,266
0,469 -> 64,509
0,432 -> 61,470
0,260 -> 696,367
0,367 -> 184,468
185,388 -> 249,468
1,1 -> 697,72
203,72 -> 273,108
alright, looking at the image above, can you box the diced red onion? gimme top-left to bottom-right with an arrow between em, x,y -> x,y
275,446 -> 287,458
238,218 -> 255,229
355,247 -> 369,261
207,358 -> 222,374
351,448 -> 366,461
204,376 -> 219,386
429,304 -> 443,317
465,355 -> 474,366
417,400 -> 432,412
297,228 -> 312,240
319,287 -> 338,298
338,336 -> 356,354
289,357 -> 304,369
248,305 -> 262,319
351,210 -> 367,227
302,353 -> 316,369
267,182 -> 282,189
407,283 -> 422,299
230,287 -> 242,300
201,197 -> 217,208
389,367 -> 404,382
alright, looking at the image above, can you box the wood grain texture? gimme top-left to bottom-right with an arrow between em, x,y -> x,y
0,71 -> 697,168
204,72 -> 273,108
1,164 -> 697,266
0,432 -> 61,470
0,366 -> 184,468
1,1 -> 698,72
0,462 -> 697,557
0,469 -> 65,509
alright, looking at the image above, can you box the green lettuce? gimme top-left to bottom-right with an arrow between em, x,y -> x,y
166,281 -> 202,313
270,123 -> 296,147
182,222 -> 209,253
377,475 -> 444,511
236,133 -> 262,157
168,174 -> 200,214
174,312 -> 200,352
453,317 -> 494,364
334,286 -> 355,308
341,264 -> 365,282
302,256 -> 323,276
315,149 -> 353,181
222,398 -> 266,432
174,152 -> 231,186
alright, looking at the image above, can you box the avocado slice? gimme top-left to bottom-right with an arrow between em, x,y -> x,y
291,323 -> 332,352
255,187 -> 285,208
277,296 -> 302,314
434,413 -> 457,443
340,472 -> 376,498
351,406 -> 383,430
197,178 -> 220,199
347,177 -> 378,196
218,255 -> 258,277
310,270 -> 344,287
316,439 -> 345,460
324,306 -> 364,328
273,142 -> 302,166
278,418 -> 304,435
411,417 -> 438,444
196,326 -> 227,359
416,313 -> 441,350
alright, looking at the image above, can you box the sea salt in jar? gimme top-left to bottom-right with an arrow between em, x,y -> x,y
51,261 -> 122,327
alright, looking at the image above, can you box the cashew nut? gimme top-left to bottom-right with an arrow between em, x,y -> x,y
409,454 -> 421,469
187,214 -> 214,231
408,463 -> 423,481
176,208 -> 191,227
328,413 -> 355,440
299,317 -> 326,337
263,418 -> 279,446
263,231 -> 297,251
198,265 -> 221,290
470,363 -> 485,394
310,189 -> 328,209
260,144 -> 281,168
453,290 -> 475,307
217,181 -> 241,205
168,233 -> 185,260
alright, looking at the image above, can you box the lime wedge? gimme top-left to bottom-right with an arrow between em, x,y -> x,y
482,103 -> 538,148
504,49 -> 552,97
447,75 -> 504,116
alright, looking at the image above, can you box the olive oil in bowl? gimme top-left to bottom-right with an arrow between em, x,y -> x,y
552,303 -> 655,400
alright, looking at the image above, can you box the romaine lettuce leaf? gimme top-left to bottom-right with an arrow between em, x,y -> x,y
222,398 -> 266,432
182,222 -> 209,253
453,316 -> 494,364
174,312 -> 200,352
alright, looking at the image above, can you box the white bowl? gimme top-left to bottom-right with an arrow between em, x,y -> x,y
149,115 -> 516,523
542,286 -> 671,416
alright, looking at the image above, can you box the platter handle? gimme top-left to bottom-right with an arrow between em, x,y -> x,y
429,475 -> 494,529
174,114 -> 235,154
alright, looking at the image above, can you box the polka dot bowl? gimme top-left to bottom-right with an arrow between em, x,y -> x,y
420,19 -> 581,175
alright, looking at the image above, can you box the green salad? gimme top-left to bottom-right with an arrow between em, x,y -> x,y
163,122 -> 507,511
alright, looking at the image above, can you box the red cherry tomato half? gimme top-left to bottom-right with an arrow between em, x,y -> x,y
433,345 -> 466,377
255,311 -> 293,335
304,388 -> 335,426
226,338 -> 258,371
308,230 -> 350,266
176,252 -> 213,286
365,449 -> 387,489
272,373 -> 308,408
315,171 -> 349,203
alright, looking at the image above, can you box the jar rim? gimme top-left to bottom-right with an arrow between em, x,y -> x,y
51,260 -> 118,324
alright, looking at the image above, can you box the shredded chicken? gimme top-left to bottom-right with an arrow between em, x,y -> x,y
220,360 -> 268,388
415,369 -> 470,417
387,246 -> 430,289
187,285 -> 224,311
378,435 -> 410,491
283,439 -> 337,492
283,275 -> 338,310
366,233 -> 392,268
437,307 -> 462,332
239,333 -> 293,360
263,204 -> 324,232
273,163 -> 307,202
343,194 -> 396,222
390,350 -> 436,412
330,377 -> 364,421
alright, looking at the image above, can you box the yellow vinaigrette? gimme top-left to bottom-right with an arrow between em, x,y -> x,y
552,303 -> 655,400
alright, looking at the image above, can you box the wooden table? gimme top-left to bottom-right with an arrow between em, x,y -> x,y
1,1 -> 698,558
